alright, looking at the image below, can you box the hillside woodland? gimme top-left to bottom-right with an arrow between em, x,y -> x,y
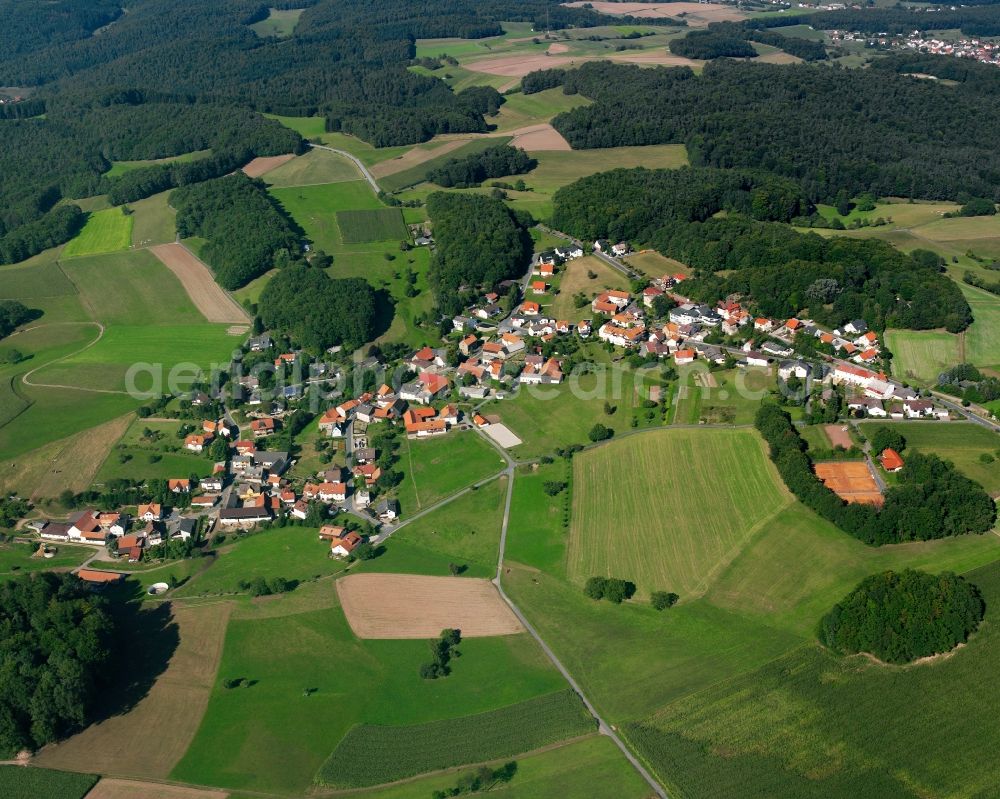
527,59 -> 1000,202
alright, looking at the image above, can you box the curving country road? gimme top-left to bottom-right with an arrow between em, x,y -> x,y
18,321 -> 130,395
308,143 -> 381,193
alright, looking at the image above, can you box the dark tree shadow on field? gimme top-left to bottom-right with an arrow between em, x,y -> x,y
370,288 -> 396,340
91,581 -> 180,722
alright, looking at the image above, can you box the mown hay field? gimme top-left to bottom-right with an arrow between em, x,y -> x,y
62,207 -> 133,258
568,428 -> 790,598
884,328 -> 959,385
336,207 -> 407,243
317,689 -> 595,787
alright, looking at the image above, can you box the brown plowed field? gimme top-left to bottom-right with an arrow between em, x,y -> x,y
815,461 -> 884,505
563,1 -> 745,26
149,243 -> 250,324
241,153 -> 295,177
337,573 -> 524,639
371,138 -> 470,178
509,123 -> 572,151
85,779 -> 228,799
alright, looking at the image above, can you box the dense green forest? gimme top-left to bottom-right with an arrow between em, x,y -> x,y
0,0 -> 122,58
670,29 -> 757,60
172,173 -> 300,289
258,265 -> 378,351
551,168 -> 969,331
0,573 -> 117,754
818,570 -> 984,664
427,192 -> 531,314
755,405 -> 996,546
0,98 -> 302,259
530,60 -> 1000,202
766,6 -> 1000,37
427,144 -> 536,188
551,167 -> 809,240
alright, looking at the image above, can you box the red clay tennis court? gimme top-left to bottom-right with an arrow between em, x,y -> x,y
815,460 -> 883,506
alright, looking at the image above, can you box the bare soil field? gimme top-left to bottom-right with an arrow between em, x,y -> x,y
564,1 -> 746,26
465,54 -> 591,77
509,123 -> 572,151
241,153 -> 295,177
371,138 -> 470,178
85,779 -> 228,799
756,51 -> 803,64
34,603 -> 231,779
548,42 -> 570,54
337,573 -> 524,639
825,424 -> 854,449
815,461 -> 883,506
149,243 -> 250,324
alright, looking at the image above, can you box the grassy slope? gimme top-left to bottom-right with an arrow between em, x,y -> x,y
263,148 -> 361,187
366,476 -> 507,579
129,190 -> 176,246
633,558 -> 1000,799
884,328 -> 957,385
379,136 -> 513,193
172,601 -> 569,793
104,149 -> 210,178
0,542 -> 90,580
61,207 -> 133,258
339,735 -> 650,799
394,431 -> 506,514
249,7 -> 302,37
568,429 -> 790,598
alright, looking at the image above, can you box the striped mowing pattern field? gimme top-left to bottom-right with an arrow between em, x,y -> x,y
567,428 -> 789,598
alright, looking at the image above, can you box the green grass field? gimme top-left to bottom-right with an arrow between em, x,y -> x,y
394,431 -> 505,514
674,367 -> 775,426
0,542 -> 90,580
884,328 -> 958,385
506,462 -> 571,577
318,689 -> 595,787
172,601 -> 569,793
0,251 -> 77,300
960,283 -> 1000,372
488,366 -> 648,460
39,323 -> 239,393
263,148 -> 361,187
568,428 -> 790,599
128,190 -> 176,246
346,735 -> 650,799
487,88 -> 592,133
249,7 -> 302,37
104,149 -> 210,178
59,249 -> 205,326
336,208 -> 408,243
857,421 -> 1000,494
61,207 -> 133,258
173,526 -> 349,597
269,180 -> 383,252
367,476 -> 506,579
631,558 -> 1000,799
379,136 -> 513,193
0,766 -> 97,799
264,113 -> 327,140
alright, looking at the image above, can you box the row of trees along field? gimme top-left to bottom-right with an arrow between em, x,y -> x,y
819,569 -> 985,664
524,58 -> 1000,202
755,405 -> 996,545
172,173 -> 300,289
426,192 -> 533,316
762,6 -> 1000,38
670,22 -> 828,61
427,144 -> 536,189
258,264 -> 379,351
551,167 -> 971,332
